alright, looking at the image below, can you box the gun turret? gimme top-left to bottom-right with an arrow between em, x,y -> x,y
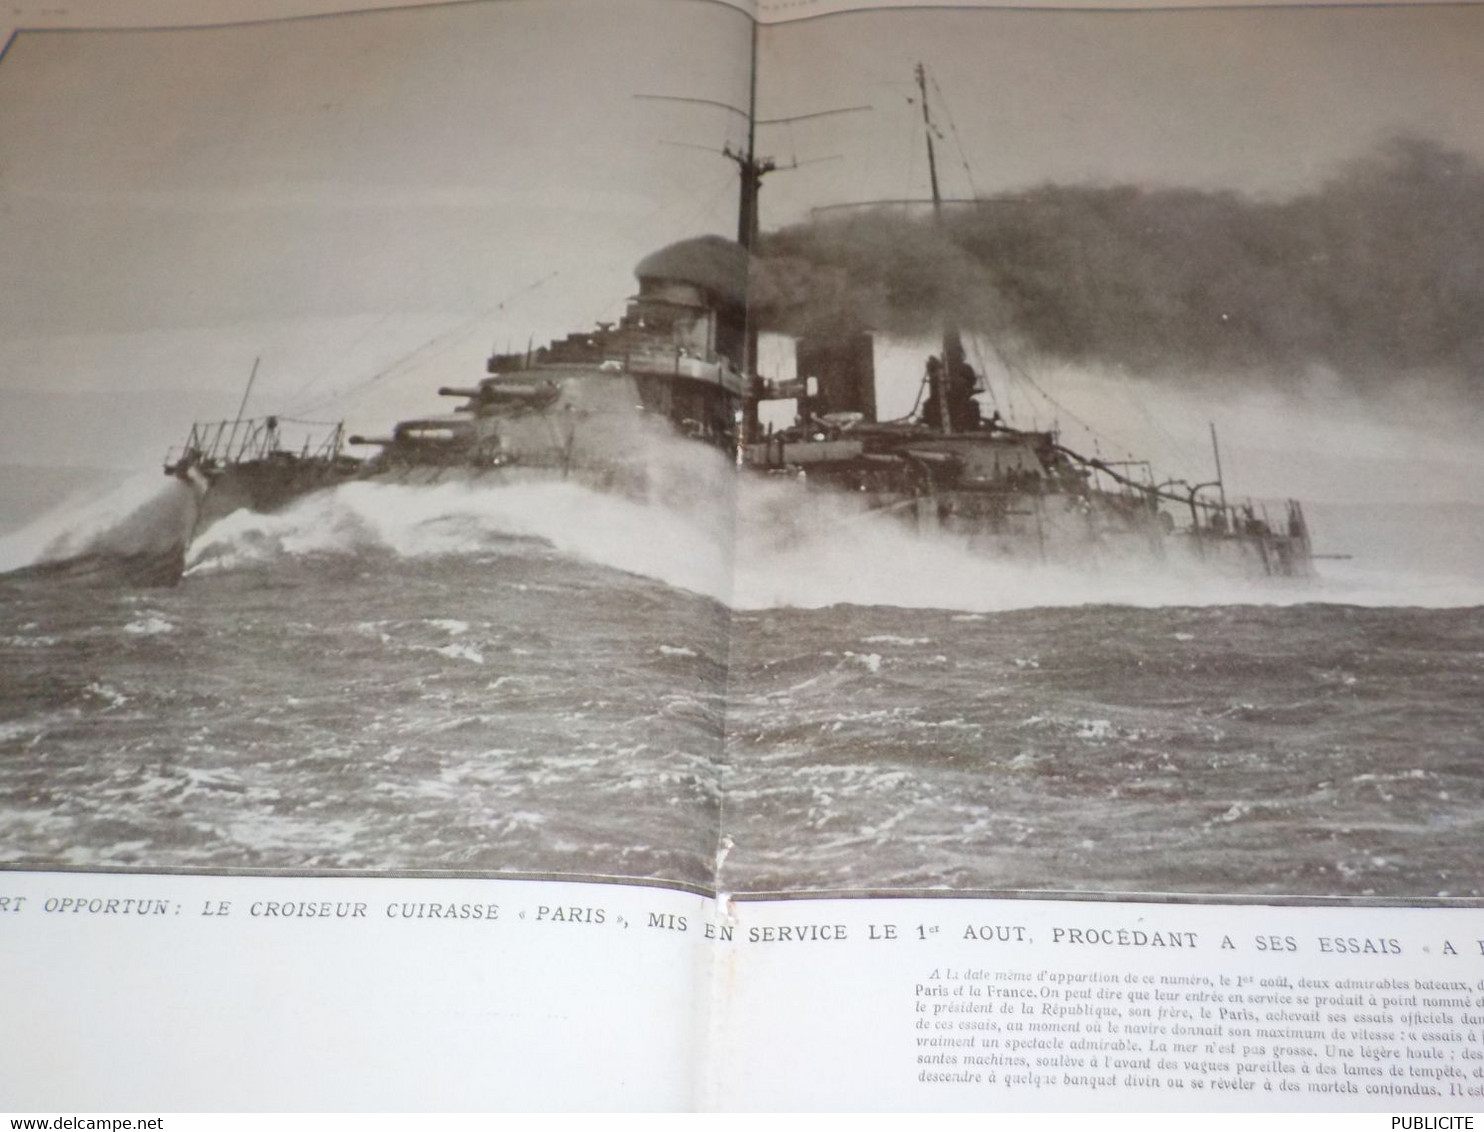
487,382 -> 555,399
435,380 -> 563,413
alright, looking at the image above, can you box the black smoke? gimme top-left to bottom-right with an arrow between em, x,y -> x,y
751,137 -> 1484,398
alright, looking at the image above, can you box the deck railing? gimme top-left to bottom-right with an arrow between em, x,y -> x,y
165,417 -> 344,471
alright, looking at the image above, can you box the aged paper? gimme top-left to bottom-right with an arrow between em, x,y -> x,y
2,0 -> 1482,1112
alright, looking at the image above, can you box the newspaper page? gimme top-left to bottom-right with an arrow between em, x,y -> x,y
0,0 -> 751,1110
708,0 -> 1484,1109
708,0 -> 1483,1109
3,0 -> 1483,1113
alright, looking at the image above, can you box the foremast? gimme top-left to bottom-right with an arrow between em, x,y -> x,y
914,62 -> 972,437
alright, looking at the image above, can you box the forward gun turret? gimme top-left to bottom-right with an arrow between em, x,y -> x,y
438,378 -> 562,411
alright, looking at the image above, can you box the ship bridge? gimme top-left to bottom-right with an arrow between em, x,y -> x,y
477,235 -> 749,446
488,235 -> 747,389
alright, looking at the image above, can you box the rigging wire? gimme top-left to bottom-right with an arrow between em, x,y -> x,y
900,90 -> 921,217
283,306 -> 403,416
983,334 -> 1189,479
282,204 -> 529,414
963,332 -> 1001,415
295,323 -> 480,421
889,364 -> 930,424
989,337 -> 1096,441
293,271 -> 558,417
1105,364 -> 1207,474
752,57 -> 1196,490
295,319 -> 487,418
576,166 -> 741,331
536,147 -> 739,339
904,72 -> 1188,480
929,76 -> 979,201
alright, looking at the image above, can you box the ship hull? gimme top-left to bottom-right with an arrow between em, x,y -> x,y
182,457 -> 1310,581
190,457 -> 361,537
922,487 -> 1312,578
189,462 -> 573,534
756,476 -> 1312,579
744,424 -> 1313,579
158,231 -> 1314,587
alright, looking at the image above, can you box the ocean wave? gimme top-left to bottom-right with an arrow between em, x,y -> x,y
12,451 -> 1484,613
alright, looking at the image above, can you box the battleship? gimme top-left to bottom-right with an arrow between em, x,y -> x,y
163,65 -> 1313,582
165,233 -> 749,537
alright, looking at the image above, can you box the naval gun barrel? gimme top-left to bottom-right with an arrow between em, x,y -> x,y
347,435 -> 395,447
440,381 -> 554,400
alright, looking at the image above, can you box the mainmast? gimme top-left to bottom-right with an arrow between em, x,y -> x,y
917,63 -> 965,435
731,22 -> 774,252
731,21 -> 771,442
640,37 -> 865,441
636,24 -> 777,257
917,63 -> 944,222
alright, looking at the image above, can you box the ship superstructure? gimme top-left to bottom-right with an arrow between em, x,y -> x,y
734,64 -> 1311,576
163,62 -> 1313,580
166,236 -> 749,529
739,340 -> 1312,575
347,235 -> 748,482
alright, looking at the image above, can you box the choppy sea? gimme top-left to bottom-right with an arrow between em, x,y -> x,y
1,464 -> 1481,901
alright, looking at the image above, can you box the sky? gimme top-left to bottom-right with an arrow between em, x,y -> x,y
0,0 -> 753,469
756,3 -> 1484,216
2,0 -> 1482,508
751,3 -> 1484,505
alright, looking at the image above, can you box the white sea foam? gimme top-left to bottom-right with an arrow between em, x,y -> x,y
2,634 -> 58,648
729,477 -> 1484,611
0,473 -> 195,572
153,428 -> 1484,611
85,682 -> 129,708
123,616 -> 174,635
433,643 -> 484,664
186,475 -> 733,600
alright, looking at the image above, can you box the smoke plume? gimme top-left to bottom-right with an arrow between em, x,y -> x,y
752,137 -> 1484,398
